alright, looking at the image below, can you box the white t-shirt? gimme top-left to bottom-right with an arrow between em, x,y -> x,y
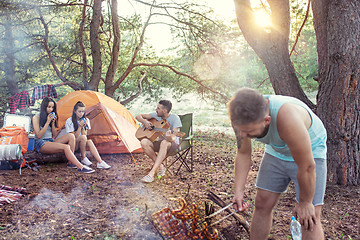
65,117 -> 91,136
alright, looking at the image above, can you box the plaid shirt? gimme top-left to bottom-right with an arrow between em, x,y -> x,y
31,84 -> 58,105
8,91 -> 30,114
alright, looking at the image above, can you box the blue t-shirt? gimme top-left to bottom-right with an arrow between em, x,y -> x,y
256,95 -> 327,161
150,112 -> 182,144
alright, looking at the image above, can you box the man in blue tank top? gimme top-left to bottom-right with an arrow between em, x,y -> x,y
136,100 -> 182,183
228,88 -> 326,240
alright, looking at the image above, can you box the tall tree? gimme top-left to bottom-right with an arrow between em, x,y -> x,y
233,0 -> 314,108
89,0 -> 102,91
33,0 -> 229,100
312,0 -> 360,185
234,0 -> 360,185
2,12 -> 18,96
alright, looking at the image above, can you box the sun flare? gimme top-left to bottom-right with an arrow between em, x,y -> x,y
254,9 -> 272,28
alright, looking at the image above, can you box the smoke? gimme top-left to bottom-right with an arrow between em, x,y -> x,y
10,187 -> 87,239
108,181 -> 167,239
7,179 -> 170,239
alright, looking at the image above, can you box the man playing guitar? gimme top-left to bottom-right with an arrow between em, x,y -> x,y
135,100 -> 182,183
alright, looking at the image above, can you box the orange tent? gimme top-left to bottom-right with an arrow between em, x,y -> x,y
56,90 -> 142,154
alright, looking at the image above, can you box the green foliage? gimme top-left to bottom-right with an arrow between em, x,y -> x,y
0,0 -> 320,109
289,0 -> 319,92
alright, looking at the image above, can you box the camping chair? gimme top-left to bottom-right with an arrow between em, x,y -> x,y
166,113 -> 193,175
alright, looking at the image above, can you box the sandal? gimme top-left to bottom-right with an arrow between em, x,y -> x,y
158,169 -> 166,177
141,174 -> 154,183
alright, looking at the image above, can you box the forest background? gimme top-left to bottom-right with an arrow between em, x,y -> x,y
0,0 -> 359,185
1,0 -> 360,239
0,0 -> 318,134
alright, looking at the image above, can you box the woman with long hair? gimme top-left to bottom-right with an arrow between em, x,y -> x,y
64,101 -> 111,169
32,97 -> 95,173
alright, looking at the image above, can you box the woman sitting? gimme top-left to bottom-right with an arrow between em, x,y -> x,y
32,97 -> 95,173
64,101 -> 111,169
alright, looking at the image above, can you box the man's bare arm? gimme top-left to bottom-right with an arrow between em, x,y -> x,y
277,104 -> 317,231
232,125 -> 252,211
135,113 -> 153,128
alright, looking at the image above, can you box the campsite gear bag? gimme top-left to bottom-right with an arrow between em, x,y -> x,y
0,126 -> 29,155
0,126 -> 29,171
0,144 -> 24,170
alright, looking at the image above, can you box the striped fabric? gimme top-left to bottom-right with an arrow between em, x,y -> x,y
0,185 -> 26,205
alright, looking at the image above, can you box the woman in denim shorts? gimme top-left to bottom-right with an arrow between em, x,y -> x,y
32,97 -> 94,174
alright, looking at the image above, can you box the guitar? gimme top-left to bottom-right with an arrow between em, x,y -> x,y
135,118 -> 185,142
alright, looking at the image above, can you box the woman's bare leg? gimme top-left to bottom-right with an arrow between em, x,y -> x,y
55,133 -> 76,152
87,139 -> 103,163
40,142 -> 84,169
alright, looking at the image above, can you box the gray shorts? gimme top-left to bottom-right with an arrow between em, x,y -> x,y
256,153 -> 327,206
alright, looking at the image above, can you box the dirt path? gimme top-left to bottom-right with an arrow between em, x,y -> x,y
0,131 -> 359,239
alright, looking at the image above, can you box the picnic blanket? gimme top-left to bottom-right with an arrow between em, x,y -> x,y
0,185 -> 26,205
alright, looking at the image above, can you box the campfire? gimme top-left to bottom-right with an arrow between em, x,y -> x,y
152,198 -> 218,240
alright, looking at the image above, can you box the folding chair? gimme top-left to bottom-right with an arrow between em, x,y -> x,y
167,113 -> 193,175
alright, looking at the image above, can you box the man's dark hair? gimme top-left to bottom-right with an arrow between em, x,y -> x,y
228,88 -> 268,125
159,100 -> 172,113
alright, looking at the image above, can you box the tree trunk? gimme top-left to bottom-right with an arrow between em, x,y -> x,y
79,0 -> 89,90
106,8 -> 152,97
312,0 -> 360,185
104,0 -> 121,97
89,0 -> 102,91
3,13 -> 19,96
234,0 -> 314,109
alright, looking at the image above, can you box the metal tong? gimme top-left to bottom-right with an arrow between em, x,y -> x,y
204,202 -> 234,219
209,209 -> 240,226
204,202 -> 249,227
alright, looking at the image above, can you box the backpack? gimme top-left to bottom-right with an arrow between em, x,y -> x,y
0,126 -> 29,171
0,144 -> 24,170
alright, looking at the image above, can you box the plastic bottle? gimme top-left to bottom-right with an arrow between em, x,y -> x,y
290,216 -> 302,240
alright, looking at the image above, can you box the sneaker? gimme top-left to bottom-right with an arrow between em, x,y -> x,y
81,157 -> 92,166
141,174 -> 154,183
97,161 -> 111,169
67,163 -> 77,169
158,168 -> 166,177
77,165 -> 95,174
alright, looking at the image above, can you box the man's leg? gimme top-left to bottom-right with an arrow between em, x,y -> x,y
302,205 -> 324,240
147,140 -> 171,178
140,138 -> 158,161
250,189 -> 280,240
